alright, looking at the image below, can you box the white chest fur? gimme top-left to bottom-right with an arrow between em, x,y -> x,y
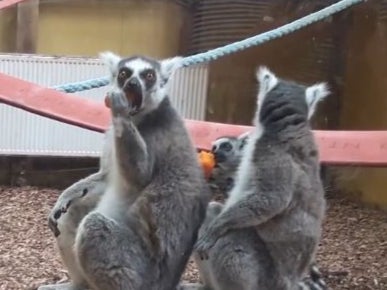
224,124 -> 263,210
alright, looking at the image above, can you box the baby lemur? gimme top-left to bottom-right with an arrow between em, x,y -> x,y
207,132 -> 249,197
182,66 -> 329,290
39,52 -> 211,290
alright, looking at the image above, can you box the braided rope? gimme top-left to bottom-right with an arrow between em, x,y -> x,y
52,0 -> 364,94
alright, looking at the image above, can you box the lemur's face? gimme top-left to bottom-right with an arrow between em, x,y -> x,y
115,57 -> 161,114
208,133 -> 250,195
211,137 -> 239,164
211,133 -> 249,165
100,51 -> 183,116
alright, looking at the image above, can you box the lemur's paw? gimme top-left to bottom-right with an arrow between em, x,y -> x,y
48,188 -> 88,237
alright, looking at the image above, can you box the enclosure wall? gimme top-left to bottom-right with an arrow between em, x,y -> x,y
0,0 -> 191,58
190,1 -> 341,128
0,7 -> 16,52
337,3 -> 387,209
37,0 -> 190,57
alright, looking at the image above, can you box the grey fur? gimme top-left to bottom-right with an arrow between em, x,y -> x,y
73,53 -> 211,290
208,133 -> 249,197
47,128 -> 112,237
39,52 -> 211,290
39,129 -> 113,290
183,67 -> 328,290
205,134 -> 327,290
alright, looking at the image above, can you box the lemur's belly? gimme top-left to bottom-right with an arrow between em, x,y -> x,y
94,185 -> 127,221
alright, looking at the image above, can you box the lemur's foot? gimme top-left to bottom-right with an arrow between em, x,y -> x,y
48,188 -> 88,237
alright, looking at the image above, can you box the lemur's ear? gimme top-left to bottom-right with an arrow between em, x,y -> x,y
237,131 -> 250,150
160,56 -> 184,82
256,66 -> 279,102
305,83 -> 330,120
99,51 -> 121,77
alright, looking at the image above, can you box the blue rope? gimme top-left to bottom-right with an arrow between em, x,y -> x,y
53,0 -> 364,94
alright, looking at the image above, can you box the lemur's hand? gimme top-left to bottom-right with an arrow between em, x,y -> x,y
107,91 -> 132,117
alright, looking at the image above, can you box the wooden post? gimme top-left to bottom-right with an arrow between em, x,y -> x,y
16,0 -> 39,53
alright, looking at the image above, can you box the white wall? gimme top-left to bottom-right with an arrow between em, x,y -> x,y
0,53 -> 208,157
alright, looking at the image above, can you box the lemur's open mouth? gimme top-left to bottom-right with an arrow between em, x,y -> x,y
125,91 -> 143,114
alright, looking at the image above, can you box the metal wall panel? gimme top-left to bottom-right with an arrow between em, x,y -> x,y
189,0 -> 271,54
0,53 -> 208,157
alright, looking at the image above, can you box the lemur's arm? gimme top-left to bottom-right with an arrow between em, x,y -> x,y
195,161 -> 294,259
110,92 -> 154,190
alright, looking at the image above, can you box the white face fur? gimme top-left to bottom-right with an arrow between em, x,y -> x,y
211,132 -> 250,160
99,51 -> 183,115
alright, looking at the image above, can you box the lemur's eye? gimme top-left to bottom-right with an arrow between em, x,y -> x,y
220,142 -> 233,152
118,69 -> 132,81
118,70 -> 127,79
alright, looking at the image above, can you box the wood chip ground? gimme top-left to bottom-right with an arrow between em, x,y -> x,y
0,186 -> 386,290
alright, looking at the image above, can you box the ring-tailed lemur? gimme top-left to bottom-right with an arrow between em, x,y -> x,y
39,52 -> 211,290
208,132 -> 250,197
39,117 -> 114,290
205,133 -> 327,290
181,66 -> 329,290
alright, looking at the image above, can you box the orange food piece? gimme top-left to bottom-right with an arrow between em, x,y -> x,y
198,150 -> 216,179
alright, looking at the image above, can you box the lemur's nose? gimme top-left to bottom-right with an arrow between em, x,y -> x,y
127,77 -> 140,89
214,151 -> 226,163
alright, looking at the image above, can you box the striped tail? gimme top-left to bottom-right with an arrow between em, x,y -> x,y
298,264 -> 327,290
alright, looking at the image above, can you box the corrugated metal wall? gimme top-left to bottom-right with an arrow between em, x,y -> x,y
188,0 -> 271,54
0,53 -> 209,157
378,0 -> 387,21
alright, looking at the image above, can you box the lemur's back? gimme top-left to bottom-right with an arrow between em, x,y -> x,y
254,130 -> 326,280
